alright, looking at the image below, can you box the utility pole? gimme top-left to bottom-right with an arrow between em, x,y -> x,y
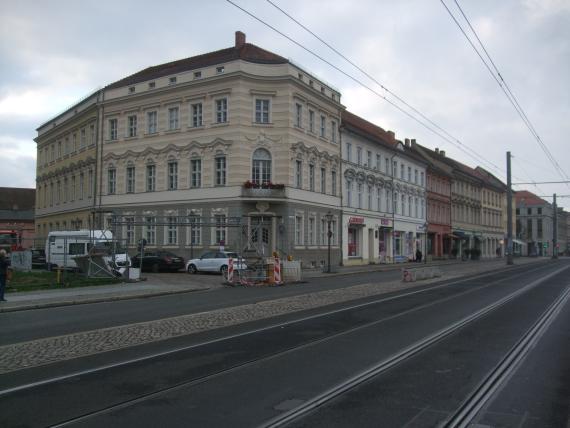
552,193 -> 558,259
506,152 -> 514,265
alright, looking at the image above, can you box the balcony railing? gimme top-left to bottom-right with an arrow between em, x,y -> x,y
241,181 -> 286,198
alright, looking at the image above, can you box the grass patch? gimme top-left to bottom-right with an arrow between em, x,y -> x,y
7,270 -> 122,293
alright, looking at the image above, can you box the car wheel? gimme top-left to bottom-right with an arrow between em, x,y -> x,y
187,264 -> 197,274
220,265 -> 228,276
151,263 -> 160,273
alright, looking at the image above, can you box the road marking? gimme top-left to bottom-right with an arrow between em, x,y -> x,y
444,283 -> 570,428
0,262 -> 556,397
260,264 -> 570,428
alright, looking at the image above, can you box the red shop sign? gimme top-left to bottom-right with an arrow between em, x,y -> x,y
349,216 -> 365,224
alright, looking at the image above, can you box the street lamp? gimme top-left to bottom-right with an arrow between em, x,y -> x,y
424,221 -> 428,264
325,211 -> 334,273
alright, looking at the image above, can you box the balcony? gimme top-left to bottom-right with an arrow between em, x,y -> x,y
241,181 -> 286,199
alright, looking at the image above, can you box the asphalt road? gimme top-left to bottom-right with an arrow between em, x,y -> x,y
0,260 -> 568,427
1,262 -> 476,344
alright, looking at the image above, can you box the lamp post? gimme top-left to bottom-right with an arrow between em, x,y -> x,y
325,211 -> 334,273
424,222 -> 428,264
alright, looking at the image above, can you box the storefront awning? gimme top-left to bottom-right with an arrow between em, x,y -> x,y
512,239 -> 526,245
453,231 -> 470,239
447,233 -> 460,239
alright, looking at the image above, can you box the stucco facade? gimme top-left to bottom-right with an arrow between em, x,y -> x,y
35,32 -> 344,268
340,112 -> 427,265
35,93 -> 100,238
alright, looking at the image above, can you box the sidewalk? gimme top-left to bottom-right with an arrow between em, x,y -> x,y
0,257 -> 549,313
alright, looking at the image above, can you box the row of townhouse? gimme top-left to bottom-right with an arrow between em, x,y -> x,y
515,190 -> 569,256
35,31 -> 514,267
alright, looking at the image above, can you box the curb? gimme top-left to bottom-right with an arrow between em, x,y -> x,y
0,287 -> 210,314
0,259 -> 549,313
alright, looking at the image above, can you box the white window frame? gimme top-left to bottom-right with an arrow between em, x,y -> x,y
191,103 -> 203,127
166,216 -> 178,245
255,99 -> 270,124
146,164 -> 156,192
188,214 -> 201,245
295,215 -> 304,246
214,214 -> 227,245
308,216 -> 316,246
168,161 -> 178,190
252,149 -> 272,184
147,111 -> 157,134
191,158 -> 202,188
215,98 -> 228,124
295,160 -> 302,189
295,103 -> 303,128
215,155 -> 227,186
168,106 -> 179,130
144,216 -> 156,245
331,120 -> 337,143
107,168 -> 116,195
109,119 -> 118,140
126,166 -> 135,193
128,115 -> 137,138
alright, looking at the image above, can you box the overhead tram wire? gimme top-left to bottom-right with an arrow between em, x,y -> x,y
512,181 -> 570,185
445,0 -> 567,182
265,0 -> 504,176
511,155 -> 546,195
453,0 -> 570,187
441,0 -> 570,186
453,0 -> 570,184
225,0 -> 507,179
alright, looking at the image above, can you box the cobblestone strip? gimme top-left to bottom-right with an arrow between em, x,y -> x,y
0,262 -> 538,374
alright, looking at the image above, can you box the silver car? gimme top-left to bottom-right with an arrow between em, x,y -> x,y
186,251 -> 247,275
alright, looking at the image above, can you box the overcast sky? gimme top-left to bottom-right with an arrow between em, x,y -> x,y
1,0 -> 569,208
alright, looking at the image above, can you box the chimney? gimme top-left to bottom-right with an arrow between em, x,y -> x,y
411,138 -> 416,147
435,148 -> 439,154
440,150 -> 446,157
235,31 -> 246,49
404,138 -> 410,147
387,130 -> 395,139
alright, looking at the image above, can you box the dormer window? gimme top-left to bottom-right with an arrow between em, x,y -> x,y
309,80 -> 314,87
169,76 -> 177,85
216,66 -> 225,74
128,86 -> 135,94
148,82 -> 156,89
194,71 -> 202,79
298,73 -> 303,80
321,86 -> 325,94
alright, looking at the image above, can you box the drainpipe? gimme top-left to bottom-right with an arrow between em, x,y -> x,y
338,122 -> 344,266
391,152 -> 397,264
94,89 -> 104,230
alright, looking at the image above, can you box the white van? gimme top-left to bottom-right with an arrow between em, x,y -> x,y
45,230 -> 130,271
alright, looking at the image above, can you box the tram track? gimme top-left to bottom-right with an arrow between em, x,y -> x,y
0,261 -> 565,427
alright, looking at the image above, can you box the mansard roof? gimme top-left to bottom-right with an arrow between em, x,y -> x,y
341,110 -> 398,149
107,42 -> 288,90
515,190 -> 549,206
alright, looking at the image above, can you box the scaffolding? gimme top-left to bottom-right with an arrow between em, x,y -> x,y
106,213 -> 288,286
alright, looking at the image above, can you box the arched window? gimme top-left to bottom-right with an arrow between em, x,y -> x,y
252,148 -> 272,184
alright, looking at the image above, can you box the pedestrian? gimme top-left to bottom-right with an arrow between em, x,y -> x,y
415,248 -> 422,263
0,249 -> 9,302
496,247 -> 501,258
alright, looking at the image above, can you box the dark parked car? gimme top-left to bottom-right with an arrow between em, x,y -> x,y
31,249 -> 47,269
131,251 -> 185,273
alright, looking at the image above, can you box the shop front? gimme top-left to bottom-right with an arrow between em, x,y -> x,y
343,215 -> 393,265
393,220 -> 426,263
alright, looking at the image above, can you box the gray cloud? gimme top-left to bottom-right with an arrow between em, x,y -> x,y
0,0 -> 568,206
